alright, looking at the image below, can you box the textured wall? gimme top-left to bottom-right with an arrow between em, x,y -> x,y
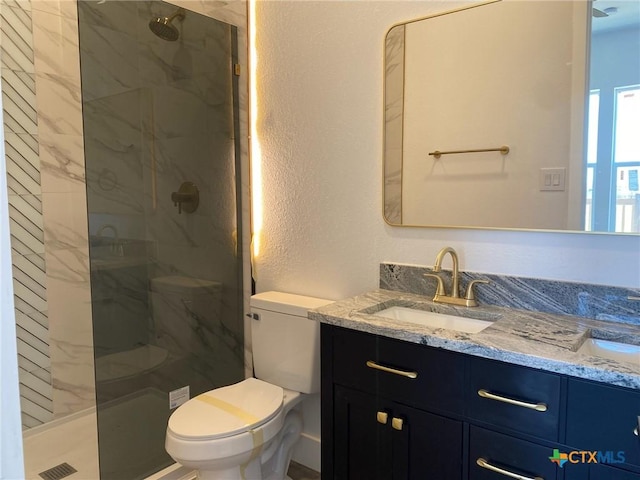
254,0 -> 640,303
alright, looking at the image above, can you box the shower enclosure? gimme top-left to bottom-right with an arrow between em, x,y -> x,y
78,1 -> 244,477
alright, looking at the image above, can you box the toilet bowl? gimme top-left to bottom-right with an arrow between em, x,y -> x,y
165,292 -> 333,480
166,378 -> 303,479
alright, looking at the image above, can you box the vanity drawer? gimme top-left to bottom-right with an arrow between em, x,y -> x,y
467,357 -> 561,441
469,426 -> 557,480
566,378 -> 640,468
330,326 -> 465,415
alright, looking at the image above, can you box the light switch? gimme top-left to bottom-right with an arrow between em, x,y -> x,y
539,168 -> 566,191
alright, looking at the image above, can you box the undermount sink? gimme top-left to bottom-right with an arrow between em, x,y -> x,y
577,338 -> 640,366
373,306 -> 493,334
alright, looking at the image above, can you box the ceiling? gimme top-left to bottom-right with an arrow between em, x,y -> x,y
592,0 -> 640,33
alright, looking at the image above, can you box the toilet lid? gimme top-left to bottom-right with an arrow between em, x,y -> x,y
167,378 -> 284,440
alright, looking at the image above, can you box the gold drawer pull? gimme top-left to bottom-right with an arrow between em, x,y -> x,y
478,389 -> 548,412
477,458 -> 544,480
366,360 -> 418,379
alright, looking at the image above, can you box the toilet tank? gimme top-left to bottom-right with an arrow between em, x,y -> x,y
250,291 -> 333,394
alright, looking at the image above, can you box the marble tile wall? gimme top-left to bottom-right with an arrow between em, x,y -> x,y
29,0 -> 95,422
380,262 -> 640,324
1,0 -> 53,429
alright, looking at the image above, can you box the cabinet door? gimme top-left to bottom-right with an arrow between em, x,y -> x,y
333,386 -> 393,480
566,378 -> 640,469
391,402 -> 464,480
588,464 -> 640,480
332,386 -> 463,480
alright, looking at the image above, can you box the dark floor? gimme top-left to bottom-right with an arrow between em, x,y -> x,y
288,461 -> 321,480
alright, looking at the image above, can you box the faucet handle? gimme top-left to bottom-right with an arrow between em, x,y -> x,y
424,273 -> 446,296
464,279 -> 490,303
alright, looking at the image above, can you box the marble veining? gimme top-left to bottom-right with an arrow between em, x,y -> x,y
380,262 -> 640,322
312,288 -> 640,389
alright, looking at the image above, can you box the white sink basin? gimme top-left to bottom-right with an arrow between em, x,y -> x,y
577,338 -> 640,366
374,306 -> 492,333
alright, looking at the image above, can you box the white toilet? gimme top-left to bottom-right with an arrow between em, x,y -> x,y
165,291 -> 332,480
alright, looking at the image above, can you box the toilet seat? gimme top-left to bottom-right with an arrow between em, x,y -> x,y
167,378 -> 284,441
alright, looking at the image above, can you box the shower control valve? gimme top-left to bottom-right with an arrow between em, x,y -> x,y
171,181 -> 199,214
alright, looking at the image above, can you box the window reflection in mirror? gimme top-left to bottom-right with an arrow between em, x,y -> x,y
586,5 -> 640,233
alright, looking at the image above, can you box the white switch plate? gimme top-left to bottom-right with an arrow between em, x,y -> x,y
539,167 -> 566,191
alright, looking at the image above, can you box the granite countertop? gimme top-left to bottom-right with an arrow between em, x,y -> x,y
310,289 -> 640,390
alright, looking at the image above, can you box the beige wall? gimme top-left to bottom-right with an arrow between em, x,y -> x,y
402,1 -> 584,229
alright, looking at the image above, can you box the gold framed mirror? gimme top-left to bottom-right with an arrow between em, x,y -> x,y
383,0 -> 640,234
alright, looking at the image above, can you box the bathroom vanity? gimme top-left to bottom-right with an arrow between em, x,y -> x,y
316,287 -> 640,480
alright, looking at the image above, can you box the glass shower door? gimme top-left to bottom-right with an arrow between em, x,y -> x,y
77,1 -> 244,478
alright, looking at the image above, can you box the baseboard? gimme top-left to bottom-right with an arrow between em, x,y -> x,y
145,463 -> 195,480
292,432 -> 321,472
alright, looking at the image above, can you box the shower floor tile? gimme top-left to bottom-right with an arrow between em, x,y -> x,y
22,409 -> 99,480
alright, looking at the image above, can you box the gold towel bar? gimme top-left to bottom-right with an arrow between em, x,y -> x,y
429,145 -> 510,159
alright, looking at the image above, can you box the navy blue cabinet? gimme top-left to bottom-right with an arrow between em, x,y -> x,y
390,400 -> 464,479
588,464 -> 640,480
469,426 -> 557,480
333,386 -> 392,479
565,463 -> 640,480
333,386 -> 464,479
565,378 -> 640,477
331,325 -> 465,415
468,357 -> 562,441
321,324 -> 640,480
324,325 -> 465,479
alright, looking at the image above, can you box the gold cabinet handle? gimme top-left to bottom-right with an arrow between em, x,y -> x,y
366,360 -> 418,379
478,389 -> 547,412
376,411 -> 388,425
476,458 -> 544,480
392,417 -> 404,431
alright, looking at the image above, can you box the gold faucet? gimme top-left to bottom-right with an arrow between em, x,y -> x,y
424,247 -> 489,307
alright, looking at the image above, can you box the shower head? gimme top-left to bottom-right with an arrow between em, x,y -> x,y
149,8 -> 185,41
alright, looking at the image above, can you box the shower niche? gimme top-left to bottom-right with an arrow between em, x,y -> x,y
77,1 -> 244,478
